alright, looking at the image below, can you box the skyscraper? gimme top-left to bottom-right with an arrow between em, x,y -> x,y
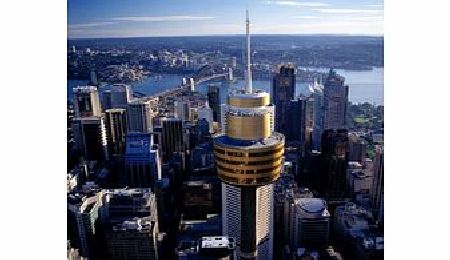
321,129 -> 349,199
124,133 -> 161,188
214,11 -> 284,259
285,97 -> 307,145
272,64 -> 296,133
105,84 -> 132,109
73,86 -> 102,118
207,85 -> 220,122
127,99 -> 154,133
72,116 -> 108,161
309,79 -> 324,150
161,118 -> 183,162
323,69 -> 349,130
370,145 -> 384,224
290,198 -> 330,250
105,108 -> 127,157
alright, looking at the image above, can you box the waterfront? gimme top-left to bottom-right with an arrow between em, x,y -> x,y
68,68 -> 384,105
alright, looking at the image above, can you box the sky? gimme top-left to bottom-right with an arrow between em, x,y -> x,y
68,0 -> 384,38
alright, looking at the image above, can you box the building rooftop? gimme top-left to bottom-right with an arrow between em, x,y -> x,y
112,217 -> 155,233
296,198 -> 329,215
201,236 -> 235,250
73,86 -> 98,92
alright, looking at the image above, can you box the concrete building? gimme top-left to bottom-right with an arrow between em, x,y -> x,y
73,86 -> 102,118
323,69 -> 348,131
72,116 -> 108,161
124,133 -> 161,188
105,108 -> 127,157
213,11 -> 284,259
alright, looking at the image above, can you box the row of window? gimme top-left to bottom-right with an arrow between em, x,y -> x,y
215,156 -> 282,166
215,147 -> 283,158
217,164 -> 281,175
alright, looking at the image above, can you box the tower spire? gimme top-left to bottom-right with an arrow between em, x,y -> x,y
245,9 -> 253,93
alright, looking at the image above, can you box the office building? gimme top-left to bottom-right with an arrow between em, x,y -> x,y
321,129 -> 349,199
182,180 -> 214,218
101,188 -> 159,260
72,117 -> 108,161
334,202 -> 382,259
285,97 -> 308,148
127,99 -> 154,133
272,64 -> 296,134
207,85 -> 220,122
105,217 -> 159,260
214,11 -> 284,259
348,133 -> 367,163
175,100 -> 191,122
101,188 -> 158,222
124,133 -> 161,188
309,79 -> 324,150
197,106 -> 214,133
161,118 -> 183,162
67,193 -> 102,258
105,108 -> 127,157
290,198 -> 330,250
370,145 -> 384,224
323,69 -> 349,130
73,86 -> 102,118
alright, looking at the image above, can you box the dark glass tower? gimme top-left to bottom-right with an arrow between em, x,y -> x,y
272,64 -> 296,134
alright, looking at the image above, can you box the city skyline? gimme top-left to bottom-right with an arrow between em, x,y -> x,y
68,0 -> 383,38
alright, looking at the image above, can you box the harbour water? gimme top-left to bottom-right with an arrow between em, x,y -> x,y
68,68 -> 384,105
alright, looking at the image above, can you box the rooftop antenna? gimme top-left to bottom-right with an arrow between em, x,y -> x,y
245,9 -> 253,93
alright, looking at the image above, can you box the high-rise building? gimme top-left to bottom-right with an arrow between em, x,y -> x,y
309,79 -> 324,150
290,198 -> 330,250
105,217 -> 159,260
272,64 -> 296,133
285,97 -> 307,146
105,109 -> 127,157
323,69 -> 349,130
370,145 -> 384,224
348,133 -> 367,163
207,85 -> 221,122
161,118 -> 183,162
102,84 -> 132,110
197,106 -> 214,133
174,100 -> 190,122
124,133 -> 161,188
67,193 -> 102,258
321,129 -> 349,199
214,11 -> 284,259
72,117 -> 108,161
101,188 -> 159,260
127,99 -> 154,133
73,86 -> 102,118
